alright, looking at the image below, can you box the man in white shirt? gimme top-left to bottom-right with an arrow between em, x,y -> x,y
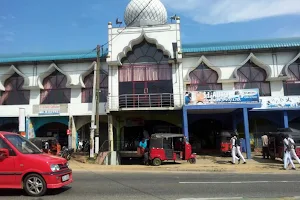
288,135 -> 300,164
261,134 -> 269,159
283,134 -> 296,170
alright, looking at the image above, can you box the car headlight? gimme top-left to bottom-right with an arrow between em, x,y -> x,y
50,164 -> 60,172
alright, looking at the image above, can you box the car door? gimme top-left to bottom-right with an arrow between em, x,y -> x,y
0,137 -> 16,187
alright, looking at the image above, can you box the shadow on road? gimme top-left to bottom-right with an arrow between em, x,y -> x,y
252,156 -> 283,164
0,186 -> 71,197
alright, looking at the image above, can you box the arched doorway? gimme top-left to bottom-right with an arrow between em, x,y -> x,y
290,117 -> 300,130
35,122 -> 68,147
189,119 -> 223,153
0,122 -> 18,133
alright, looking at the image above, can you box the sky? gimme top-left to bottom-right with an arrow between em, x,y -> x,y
0,0 -> 300,55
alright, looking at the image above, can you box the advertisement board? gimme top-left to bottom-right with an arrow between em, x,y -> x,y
257,96 -> 300,109
39,105 -> 60,115
185,89 -> 260,105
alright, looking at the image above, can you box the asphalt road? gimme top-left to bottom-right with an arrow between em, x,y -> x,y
1,172 -> 300,200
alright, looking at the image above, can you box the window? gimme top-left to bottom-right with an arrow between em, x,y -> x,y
234,61 -> 271,96
4,134 -> 42,154
82,70 -> 108,103
283,59 -> 300,96
0,138 -> 16,156
0,73 -> 30,105
186,62 -> 222,91
40,70 -> 71,104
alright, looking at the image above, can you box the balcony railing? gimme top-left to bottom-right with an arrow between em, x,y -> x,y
119,93 -> 174,108
107,93 -> 182,110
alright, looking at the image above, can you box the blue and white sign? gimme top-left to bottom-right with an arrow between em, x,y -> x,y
38,105 -> 60,115
186,89 -> 260,105
257,96 -> 300,109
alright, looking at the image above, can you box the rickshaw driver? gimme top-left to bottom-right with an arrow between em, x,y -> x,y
139,138 -> 149,165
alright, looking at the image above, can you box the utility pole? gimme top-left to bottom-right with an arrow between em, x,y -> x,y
95,45 -> 101,154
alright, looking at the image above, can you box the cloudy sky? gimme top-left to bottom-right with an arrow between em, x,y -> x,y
0,0 -> 300,54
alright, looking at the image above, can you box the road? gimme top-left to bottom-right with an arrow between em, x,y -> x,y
1,172 -> 300,200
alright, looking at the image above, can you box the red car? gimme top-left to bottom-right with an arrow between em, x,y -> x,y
0,132 -> 73,197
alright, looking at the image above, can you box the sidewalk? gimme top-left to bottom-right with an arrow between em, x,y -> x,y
69,155 -> 300,174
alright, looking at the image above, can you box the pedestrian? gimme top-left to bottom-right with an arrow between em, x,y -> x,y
283,134 -> 296,170
235,133 -> 246,164
261,133 -> 269,159
288,134 -> 300,164
230,133 -> 239,164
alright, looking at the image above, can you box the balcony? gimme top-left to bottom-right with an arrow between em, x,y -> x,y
107,93 -> 182,111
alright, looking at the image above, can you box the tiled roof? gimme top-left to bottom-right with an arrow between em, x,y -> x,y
0,49 -> 108,64
182,37 -> 300,53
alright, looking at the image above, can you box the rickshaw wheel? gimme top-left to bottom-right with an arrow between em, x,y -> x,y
188,158 -> 196,164
152,158 -> 162,166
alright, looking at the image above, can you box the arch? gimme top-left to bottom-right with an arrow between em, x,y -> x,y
32,117 -> 69,132
185,55 -> 222,83
284,52 -> 300,77
0,73 -> 30,105
117,31 -> 172,65
37,63 -> 71,89
234,53 -> 272,81
79,61 -> 97,88
0,65 -> 29,91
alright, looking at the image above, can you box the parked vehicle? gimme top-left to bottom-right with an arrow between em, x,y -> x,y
59,146 -> 74,160
140,133 -> 196,166
0,132 -> 73,197
217,131 -> 234,156
268,128 -> 300,160
29,137 -> 61,156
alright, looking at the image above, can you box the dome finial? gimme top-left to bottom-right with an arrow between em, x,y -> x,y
124,0 -> 168,27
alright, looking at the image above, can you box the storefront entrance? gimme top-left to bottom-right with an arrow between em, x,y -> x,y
35,122 -> 68,147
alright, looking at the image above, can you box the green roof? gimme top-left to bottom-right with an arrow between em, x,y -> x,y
1,37 -> 300,63
182,37 -> 300,53
0,49 -> 108,64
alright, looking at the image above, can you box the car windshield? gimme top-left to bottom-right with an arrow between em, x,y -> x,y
4,135 -> 42,154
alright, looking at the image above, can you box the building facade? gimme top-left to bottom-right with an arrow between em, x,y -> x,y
0,0 -> 300,161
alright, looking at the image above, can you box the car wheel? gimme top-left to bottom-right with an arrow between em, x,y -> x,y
188,158 -> 196,164
152,158 -> 162,166
24,174 -> 47,197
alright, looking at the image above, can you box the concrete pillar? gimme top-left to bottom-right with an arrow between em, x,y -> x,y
182,107 -> 189,139
283,111 -> 289,128
71,116 -> 77,150
108,114 -> 114,151
243,108 -> 251,159
116,119 -> 121,151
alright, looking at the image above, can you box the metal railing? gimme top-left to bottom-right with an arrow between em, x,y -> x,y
107,93 -> 179,110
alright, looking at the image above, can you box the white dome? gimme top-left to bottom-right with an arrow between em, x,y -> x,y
124,0 -> 168,27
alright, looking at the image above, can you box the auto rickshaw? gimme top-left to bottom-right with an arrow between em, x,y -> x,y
141,133 -> 196,166
268,128 -> 300,160
217,131 -> 234,156
29,137 -> 61,156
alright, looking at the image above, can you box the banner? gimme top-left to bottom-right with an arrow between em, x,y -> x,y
185,89 -> 260,105
257,96 -> 300,109
39,105 -> 60,115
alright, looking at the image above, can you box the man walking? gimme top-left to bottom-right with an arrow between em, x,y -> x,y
283,134 -> 296,170
288,134 -> 300,164
235,133 -> 246,164
261,133 -> 269,159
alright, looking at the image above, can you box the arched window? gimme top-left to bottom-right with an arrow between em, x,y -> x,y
186,62 -> 222,91
234,61 -> 271,96
40,70 -> 71,104
82,70 -> 108,103
118,39 -> 173,108
0,73 -> 30,105
283,59 -> 300,95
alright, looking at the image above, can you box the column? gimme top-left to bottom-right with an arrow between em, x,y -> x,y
116,119 -> 121,151
283,111 -> 289,128
182,107 -> 189,139
243,108 -> 251,159
108,114 -> 114,151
